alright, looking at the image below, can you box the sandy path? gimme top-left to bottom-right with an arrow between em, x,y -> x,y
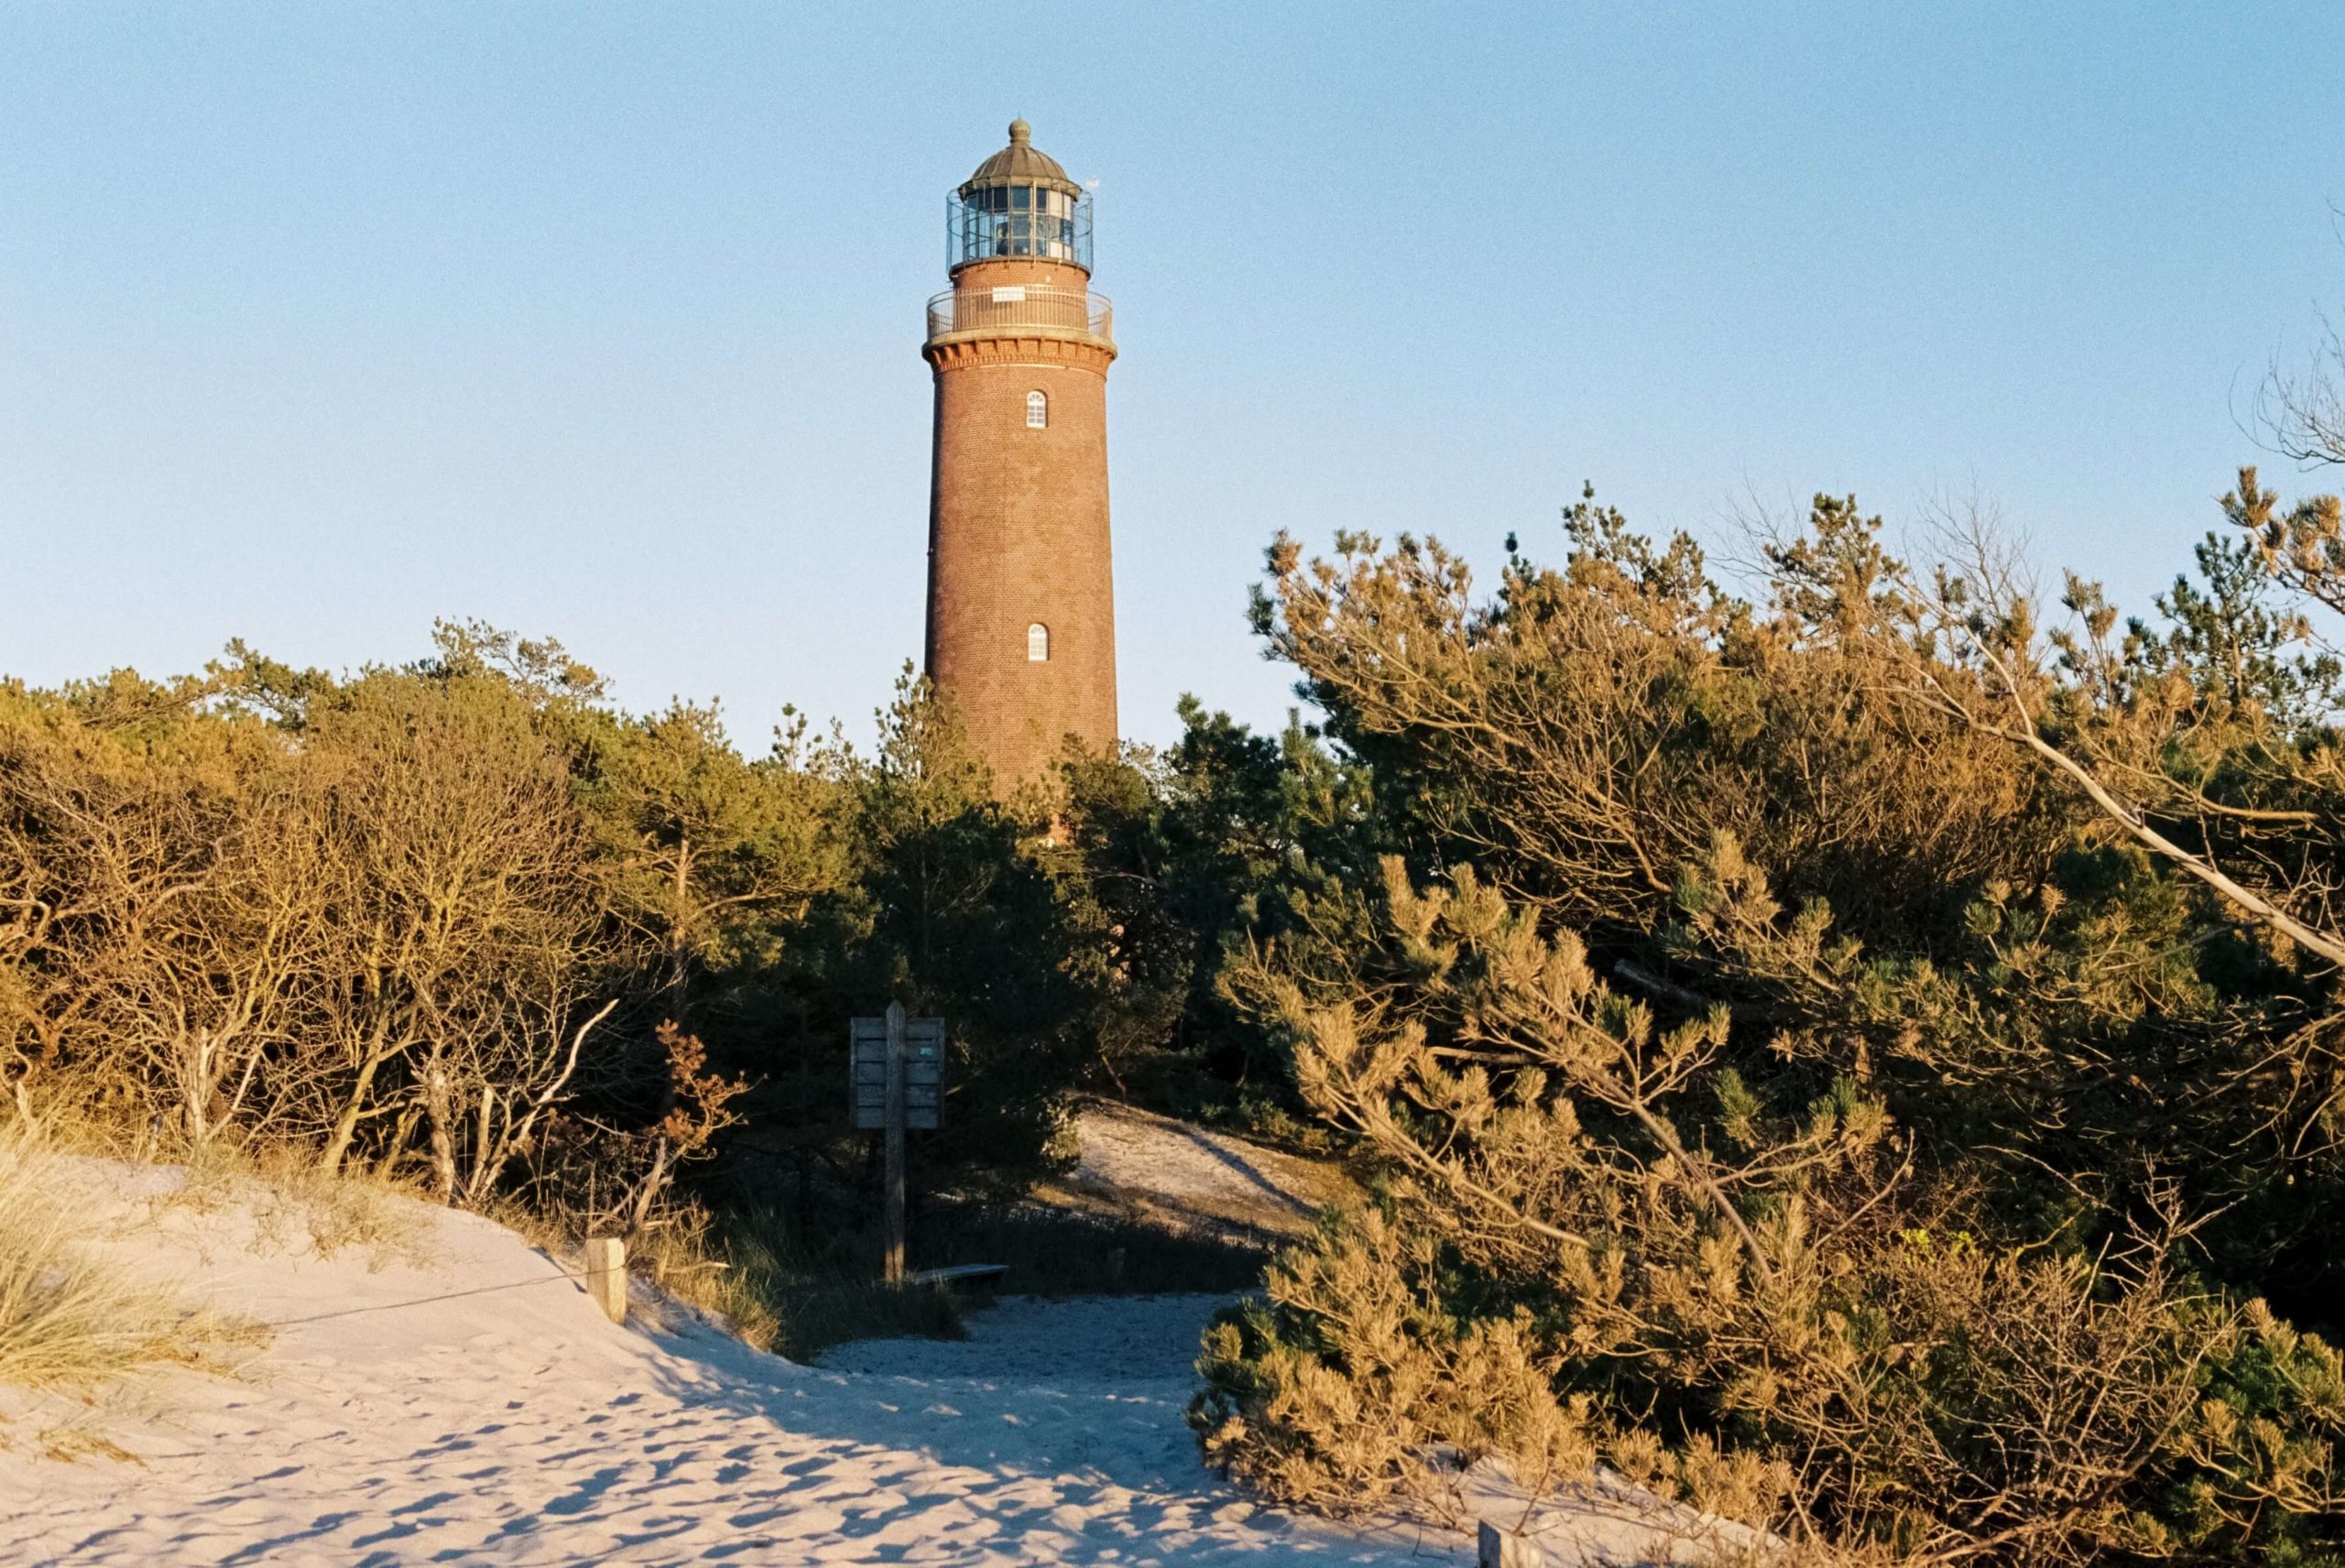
0,1168 -> 1455,1566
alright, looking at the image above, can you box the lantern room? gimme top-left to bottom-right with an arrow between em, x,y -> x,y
947,119 -> 1094,273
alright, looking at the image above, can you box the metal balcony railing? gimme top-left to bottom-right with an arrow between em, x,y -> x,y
924,286 -> 1113,347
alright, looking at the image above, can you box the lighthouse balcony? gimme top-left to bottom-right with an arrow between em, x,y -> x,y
925,286 -> 1113,349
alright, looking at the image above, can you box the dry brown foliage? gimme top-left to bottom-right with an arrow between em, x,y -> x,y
1253,503 -> 2073,946
0,667 -> 623,1203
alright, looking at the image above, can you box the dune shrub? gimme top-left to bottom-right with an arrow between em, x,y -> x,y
1195,485 -> 2345,1563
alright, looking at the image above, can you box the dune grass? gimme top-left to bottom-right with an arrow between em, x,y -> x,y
0,1129 -> 251,1398
162,1139 -> 433,1269
15,1086 -> 433,1270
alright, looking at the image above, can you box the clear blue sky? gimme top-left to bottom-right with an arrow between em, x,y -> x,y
5,3 -> 2342,751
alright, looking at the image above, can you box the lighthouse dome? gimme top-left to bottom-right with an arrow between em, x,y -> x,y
962,120 -> 1082,197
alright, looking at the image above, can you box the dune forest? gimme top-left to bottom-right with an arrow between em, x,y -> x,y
14,396 -> 2345,1562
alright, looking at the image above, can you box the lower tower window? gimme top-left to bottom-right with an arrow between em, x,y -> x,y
1026,390 -> 1048,429
1027,623 -> 1051,662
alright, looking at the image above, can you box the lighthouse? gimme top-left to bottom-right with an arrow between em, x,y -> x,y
922,120 -> 1118,791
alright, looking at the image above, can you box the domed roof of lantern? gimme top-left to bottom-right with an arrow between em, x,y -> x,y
962,120 -> 1082,197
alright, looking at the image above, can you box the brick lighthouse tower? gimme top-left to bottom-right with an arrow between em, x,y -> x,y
922,120 -> 1118,790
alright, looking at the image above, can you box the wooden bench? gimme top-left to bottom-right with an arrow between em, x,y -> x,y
906,1263 -> 1009,1295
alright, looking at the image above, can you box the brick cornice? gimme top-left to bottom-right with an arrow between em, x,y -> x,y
923,334 -> 1115,376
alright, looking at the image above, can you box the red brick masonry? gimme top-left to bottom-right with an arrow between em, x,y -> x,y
923,256 -> 1118,789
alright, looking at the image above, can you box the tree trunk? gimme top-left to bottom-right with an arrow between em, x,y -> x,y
318,1043 -> 394,1176
422,1057 -> 458,1204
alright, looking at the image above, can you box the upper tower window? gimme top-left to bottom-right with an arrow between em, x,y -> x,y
1026,391 -> 1048,429
1027,623 -> 1051,662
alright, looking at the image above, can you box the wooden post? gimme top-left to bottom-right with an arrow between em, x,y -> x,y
1477,1521 -> 1546,1567
584,1235 -> 627,1324
882,1000 -> 908,1285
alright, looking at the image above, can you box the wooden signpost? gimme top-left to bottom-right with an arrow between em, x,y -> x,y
850,1003 -> 945,1283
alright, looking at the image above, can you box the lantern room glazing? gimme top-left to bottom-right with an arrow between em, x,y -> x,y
947,119 -> 1094,273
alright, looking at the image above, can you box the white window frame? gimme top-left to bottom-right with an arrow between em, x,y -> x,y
1026,390 -> 1048,430
1027,623 -> 1051,662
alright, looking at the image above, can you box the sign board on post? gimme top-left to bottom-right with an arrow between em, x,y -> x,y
850,1015 -> 944,1130
850,1005 -> 946,1285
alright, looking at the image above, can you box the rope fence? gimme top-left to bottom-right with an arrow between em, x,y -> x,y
256,1236 -> 629,1328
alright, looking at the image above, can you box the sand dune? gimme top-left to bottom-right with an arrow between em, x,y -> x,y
1057,1100 -> 1355,1243
0,1160 -> 1454,1565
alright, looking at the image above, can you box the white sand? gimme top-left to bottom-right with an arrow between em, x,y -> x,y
0,1161 -> 1458,1566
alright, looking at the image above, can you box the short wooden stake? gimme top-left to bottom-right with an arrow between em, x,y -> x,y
1478,1520 -> 1546,1568
584,1235 -> 627,1324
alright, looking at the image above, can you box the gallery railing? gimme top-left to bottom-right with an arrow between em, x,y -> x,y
924,287 -> 1113,346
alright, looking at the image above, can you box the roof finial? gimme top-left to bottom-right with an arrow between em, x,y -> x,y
1008,118 -> 1031,146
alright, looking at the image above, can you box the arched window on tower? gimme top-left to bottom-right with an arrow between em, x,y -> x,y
1027,623 -> 1051,662
1026,390 -> 1048,429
